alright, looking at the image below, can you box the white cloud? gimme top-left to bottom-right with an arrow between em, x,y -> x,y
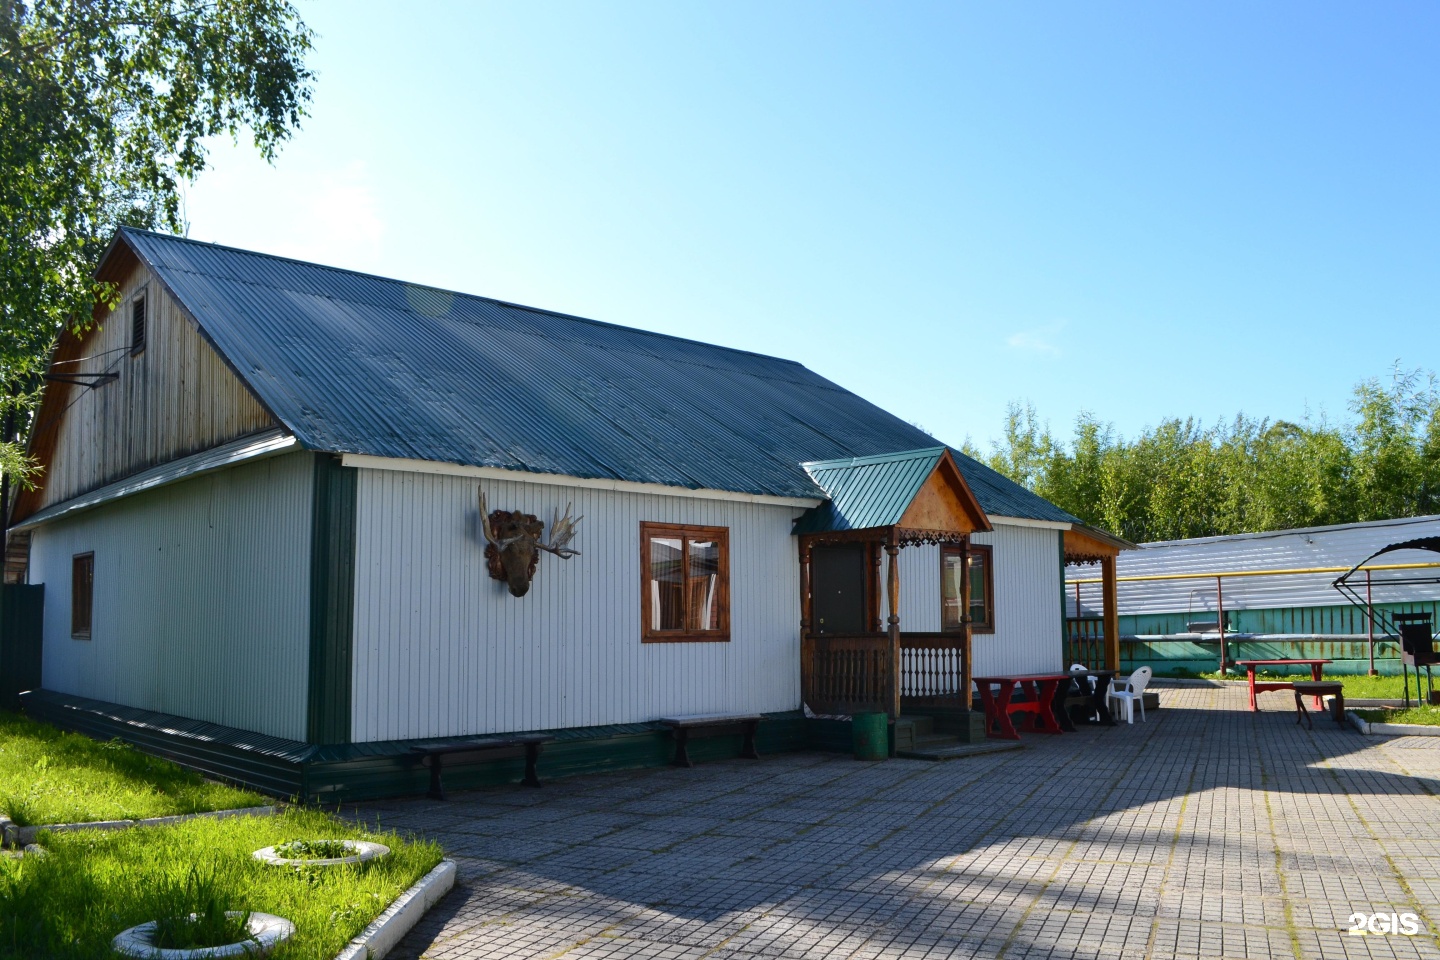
1006,320 -> 1066,356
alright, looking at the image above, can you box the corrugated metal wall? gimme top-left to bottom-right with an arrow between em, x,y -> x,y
28,452 -> 312,739
886,525 -> 1064,676
1065,515 -> 1440,619
893,545 -> 942,632
349,468 -> 806,742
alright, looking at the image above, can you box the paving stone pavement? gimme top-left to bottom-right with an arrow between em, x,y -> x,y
347,682 -> 1440,960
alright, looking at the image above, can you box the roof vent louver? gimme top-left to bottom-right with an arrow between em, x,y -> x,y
130,295 -> 146,355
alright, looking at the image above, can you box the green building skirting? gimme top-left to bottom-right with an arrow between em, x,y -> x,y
20,689 -> 820,802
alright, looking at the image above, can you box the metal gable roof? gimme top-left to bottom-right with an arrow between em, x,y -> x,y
793,448 -> 948,534
114,228 -> 1080,521
947,451 -> 1080,525
1068,515 -> 1440,617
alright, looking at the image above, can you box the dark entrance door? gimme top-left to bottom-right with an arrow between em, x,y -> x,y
811,544 -> 868,634
0,583 -> 44,710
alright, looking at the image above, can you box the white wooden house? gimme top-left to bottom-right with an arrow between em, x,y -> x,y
4,229 -> 1125,798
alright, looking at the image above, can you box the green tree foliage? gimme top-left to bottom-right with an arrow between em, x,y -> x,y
0,0 -> 313,498
983,366 -> 1440,543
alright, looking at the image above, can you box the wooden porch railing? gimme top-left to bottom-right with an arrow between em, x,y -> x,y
899,632 -> 968,706
804,634 -> 892,716
1066,616 -> 1105,670
803,632 -> 968,716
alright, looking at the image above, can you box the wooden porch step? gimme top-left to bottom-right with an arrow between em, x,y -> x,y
902,715 -> 935,737
893,715 -> 937,753
897,740 -> 1024,761
900,731 -> 965,755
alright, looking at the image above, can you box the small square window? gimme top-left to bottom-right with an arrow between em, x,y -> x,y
130,295 -> 146,355
641,523 -> 730,642
71,553 -> 94,639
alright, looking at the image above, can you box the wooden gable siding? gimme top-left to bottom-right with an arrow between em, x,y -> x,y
898,456 -> 990,535
21,257 -> 278,518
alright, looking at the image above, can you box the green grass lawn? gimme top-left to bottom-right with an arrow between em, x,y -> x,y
0,711 -> 265,826
0,807 -> 443,959
1353,706 -> 1440,726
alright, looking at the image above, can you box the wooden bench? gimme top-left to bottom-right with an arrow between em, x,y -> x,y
659,714 -> 762,768
409,735 -> 554,799
1291,681 -> 1345,729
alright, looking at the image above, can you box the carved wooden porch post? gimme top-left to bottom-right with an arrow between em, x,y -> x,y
870,542 -> 883,634
886,531 -> 900,720
1101,553 -> 1120,671
960,537 -> 973,710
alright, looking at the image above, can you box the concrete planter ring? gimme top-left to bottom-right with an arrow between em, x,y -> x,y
112,911 -> 294,958
252,839 -> 390,868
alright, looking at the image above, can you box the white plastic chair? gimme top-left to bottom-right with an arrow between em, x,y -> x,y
1106,666 -> 1152,724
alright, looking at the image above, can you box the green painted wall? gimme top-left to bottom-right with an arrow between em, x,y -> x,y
1118,599 -> 1440,639
1082,600 -> 1440,675
307,454 -> 357,745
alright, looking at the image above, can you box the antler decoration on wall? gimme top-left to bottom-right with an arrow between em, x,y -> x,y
479,489 -> 583,597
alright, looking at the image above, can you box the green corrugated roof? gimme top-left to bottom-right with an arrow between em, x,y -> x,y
84,229 -> 1084,525
792,447 -> 948,535
951,450 -> 1079,525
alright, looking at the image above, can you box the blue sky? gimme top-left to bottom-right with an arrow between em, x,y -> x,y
185,1 -> 1440,453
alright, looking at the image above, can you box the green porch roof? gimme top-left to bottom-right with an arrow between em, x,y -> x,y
793,447 -> 949,535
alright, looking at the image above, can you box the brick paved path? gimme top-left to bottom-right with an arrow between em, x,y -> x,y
354,682 -> 1440,960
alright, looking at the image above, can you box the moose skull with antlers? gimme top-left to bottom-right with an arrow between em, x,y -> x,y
479,489 -> 582,597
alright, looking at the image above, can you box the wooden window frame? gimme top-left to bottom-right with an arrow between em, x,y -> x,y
941,543 -> 995,635
130,291 -> 147,356
640,522 -> 730,643
71,552 -> 94,640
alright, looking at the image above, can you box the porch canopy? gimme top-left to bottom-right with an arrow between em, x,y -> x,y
1063,523 -> 1136,670
794,447 -> 991,718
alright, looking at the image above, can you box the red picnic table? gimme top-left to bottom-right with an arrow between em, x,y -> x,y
1234,659 -> 1331,711
972,673 -> 1071,740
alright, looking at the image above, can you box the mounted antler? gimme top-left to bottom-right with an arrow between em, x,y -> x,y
477,488 -> 581,597
537,503 -> 583,558
478,490 -> 529,551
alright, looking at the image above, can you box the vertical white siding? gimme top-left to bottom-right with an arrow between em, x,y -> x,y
888,546 -> 942,632
350,469 -> 805,742
884,525 -> 1064,676
28,452 -> 312,739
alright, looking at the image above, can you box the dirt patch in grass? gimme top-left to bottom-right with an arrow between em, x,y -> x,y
0,807 -> 443,959
0,711 -> 265,826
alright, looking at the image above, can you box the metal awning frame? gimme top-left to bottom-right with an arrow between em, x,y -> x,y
1332,538 -> 1440,630
1333,538 -> 1440,704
